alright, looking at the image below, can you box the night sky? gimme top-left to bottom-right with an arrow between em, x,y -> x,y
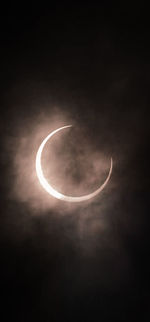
0,3 -> 150,322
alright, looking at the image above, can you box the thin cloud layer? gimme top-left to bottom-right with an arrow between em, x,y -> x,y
8,109 -> 114,216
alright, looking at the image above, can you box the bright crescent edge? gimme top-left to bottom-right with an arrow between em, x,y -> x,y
36,125 -> 113,202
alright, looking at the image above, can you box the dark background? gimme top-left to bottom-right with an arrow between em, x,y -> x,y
0,3 -> 150,321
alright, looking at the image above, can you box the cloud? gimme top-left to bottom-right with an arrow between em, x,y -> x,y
7,108 -> 114,218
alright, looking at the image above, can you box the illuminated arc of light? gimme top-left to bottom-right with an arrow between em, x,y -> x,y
36,125 -> 113,202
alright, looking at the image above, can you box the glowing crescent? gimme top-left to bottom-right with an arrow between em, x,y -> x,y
36,125 -> 113,202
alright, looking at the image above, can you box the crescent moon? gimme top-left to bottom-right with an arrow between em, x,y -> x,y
36,125 -> 113,202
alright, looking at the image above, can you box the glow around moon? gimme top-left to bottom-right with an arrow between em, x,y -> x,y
36,125 -> 113,202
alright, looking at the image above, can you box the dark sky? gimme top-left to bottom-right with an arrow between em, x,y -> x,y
0,3 -> 150,322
